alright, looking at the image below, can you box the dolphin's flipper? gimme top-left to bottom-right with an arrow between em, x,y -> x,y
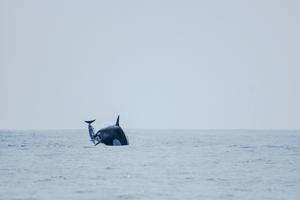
116,115 -> 120,126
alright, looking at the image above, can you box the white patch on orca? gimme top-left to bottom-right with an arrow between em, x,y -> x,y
112,139 -> 121,146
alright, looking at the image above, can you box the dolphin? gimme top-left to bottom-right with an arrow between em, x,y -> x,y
85,116 -> 129,146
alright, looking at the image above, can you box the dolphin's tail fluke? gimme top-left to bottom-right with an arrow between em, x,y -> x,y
85,119 -> 96,144
85,119 -> 95,124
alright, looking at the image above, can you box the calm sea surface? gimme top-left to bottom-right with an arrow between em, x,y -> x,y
0,129 -> 299,200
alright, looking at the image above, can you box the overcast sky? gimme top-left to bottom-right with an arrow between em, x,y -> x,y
0,0 -> 299,130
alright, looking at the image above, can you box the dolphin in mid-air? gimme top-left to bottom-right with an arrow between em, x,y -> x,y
85,116 -> 129,146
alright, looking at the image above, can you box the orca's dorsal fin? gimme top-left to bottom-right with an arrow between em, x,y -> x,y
116,115 -> 120,126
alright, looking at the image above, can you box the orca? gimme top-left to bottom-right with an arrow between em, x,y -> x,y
85,116 -> 129,146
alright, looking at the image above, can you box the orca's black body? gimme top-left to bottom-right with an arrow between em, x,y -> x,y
85,116 -> 129,146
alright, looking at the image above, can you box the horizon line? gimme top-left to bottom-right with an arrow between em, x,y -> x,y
0,128 -> 299,132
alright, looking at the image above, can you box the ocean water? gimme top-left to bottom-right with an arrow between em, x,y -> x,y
0,129 -> 299,200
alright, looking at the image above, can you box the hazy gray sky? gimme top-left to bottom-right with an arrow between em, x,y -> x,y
1,0 -> 299,129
